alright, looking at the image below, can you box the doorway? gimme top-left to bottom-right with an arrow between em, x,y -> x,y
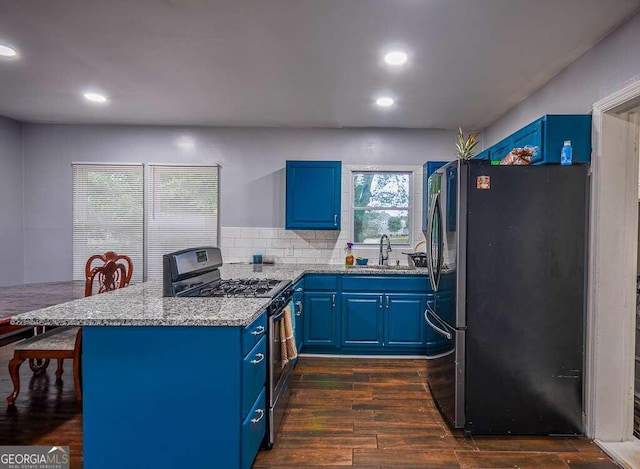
589,83 -> 640,466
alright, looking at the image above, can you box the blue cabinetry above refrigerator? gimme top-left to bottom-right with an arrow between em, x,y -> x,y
476,114 -> 591,165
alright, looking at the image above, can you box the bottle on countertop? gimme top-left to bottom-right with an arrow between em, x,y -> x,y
345,242 -> 354,267
561,140 -> 573,166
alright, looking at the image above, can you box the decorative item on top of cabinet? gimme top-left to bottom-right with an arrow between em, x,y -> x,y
455,128 -> 480,160
285,161 -> 342,230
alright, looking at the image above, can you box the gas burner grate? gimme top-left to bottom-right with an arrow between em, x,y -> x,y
199,278 -> 284,298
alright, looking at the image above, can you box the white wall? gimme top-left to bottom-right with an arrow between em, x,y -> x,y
0,116 -> 23,287
484,12 -> 640,145
21,125 -> 455,283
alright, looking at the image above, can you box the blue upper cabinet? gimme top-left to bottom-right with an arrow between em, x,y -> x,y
481,115 -> 591,165
285,160 -> 342,230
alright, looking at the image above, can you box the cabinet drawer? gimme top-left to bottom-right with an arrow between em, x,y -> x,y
241,387 -> 266,469
242,336 -> 267,418
342,275 -> 429,292
304,274 -> 338,291
242,312 -> 267,357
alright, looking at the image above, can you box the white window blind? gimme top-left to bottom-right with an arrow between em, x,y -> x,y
146,165 -> 219,280
72,164 -> 144,283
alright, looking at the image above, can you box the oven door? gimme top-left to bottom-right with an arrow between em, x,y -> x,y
269,309 -> 287,404
425,304 -> 465,429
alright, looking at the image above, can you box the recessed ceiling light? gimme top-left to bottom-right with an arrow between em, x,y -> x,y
375,97 -> 395,108
0,44 -> 18,58
383,50 -> 408,66
83,92 -> 109,104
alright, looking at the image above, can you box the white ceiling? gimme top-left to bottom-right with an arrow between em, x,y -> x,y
0,0 -> 639,129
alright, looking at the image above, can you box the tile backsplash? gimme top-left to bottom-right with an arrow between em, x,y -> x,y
219,226 -> 425,265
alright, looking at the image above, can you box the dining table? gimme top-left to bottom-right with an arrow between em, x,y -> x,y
0,281 -> 85,344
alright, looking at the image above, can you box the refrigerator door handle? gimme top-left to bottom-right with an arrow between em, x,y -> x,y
427,193 -> 443,292
424,307 -> 452,340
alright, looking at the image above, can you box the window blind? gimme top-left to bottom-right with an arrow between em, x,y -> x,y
145,165 -> 219,280
72,164 -> 144,283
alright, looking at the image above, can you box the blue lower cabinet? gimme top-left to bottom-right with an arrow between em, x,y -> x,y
385,294 -> 427,347
303,291 -> 339,348
83,315 -> 267,469
241,337 -> 267,417
242,388 -> 267,469
341,293 -> 384,347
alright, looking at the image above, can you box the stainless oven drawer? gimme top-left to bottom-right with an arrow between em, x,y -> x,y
242,336 -> 267,418
242,312 -> 267,357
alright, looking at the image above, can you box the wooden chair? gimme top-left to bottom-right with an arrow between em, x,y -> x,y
6,252 -> 133,406
85,251 -> 133,297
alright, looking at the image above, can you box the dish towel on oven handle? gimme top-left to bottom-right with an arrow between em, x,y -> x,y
280,303 -> 298,367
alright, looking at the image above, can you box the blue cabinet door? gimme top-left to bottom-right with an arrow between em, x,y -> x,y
285,161 -> 342,230
512,119 -> 543,157
542,115 -> 592,164
426,293 -> 454,355
303,292 -> 339,348
488,138 -> 513,163
474,148 -> 490,160
385,293 -> 426,347
341,293 -> 384,347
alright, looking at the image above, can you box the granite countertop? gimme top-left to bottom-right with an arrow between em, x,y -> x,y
11,281 -> 271,327
10,264 -> 433,328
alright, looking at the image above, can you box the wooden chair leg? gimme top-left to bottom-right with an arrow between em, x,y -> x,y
55,359 -> 64,380
7,356 -> 25,406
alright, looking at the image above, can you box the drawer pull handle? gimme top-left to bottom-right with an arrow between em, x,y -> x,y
251,353 -> 265,365
251,326 -> 265,336
251,408 -> 265,423
295,287 -> 303,292
295,300 -> 303,316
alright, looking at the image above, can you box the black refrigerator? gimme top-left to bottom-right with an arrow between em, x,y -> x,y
424,159 -> 588,436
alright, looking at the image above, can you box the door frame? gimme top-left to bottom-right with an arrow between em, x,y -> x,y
588,80 -> 640,450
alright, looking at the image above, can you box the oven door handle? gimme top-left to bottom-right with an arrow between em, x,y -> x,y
272,309 -> 286,321
424,307 -> 452,340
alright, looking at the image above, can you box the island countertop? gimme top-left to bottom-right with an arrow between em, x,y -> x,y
10,264 -> 431,327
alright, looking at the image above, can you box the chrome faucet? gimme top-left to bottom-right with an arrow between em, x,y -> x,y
379,234 -> 392,265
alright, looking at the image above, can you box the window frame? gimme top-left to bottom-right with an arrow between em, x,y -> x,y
350,169 -> 413,247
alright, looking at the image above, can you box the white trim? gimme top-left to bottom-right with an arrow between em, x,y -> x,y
593,81 -> 640,113
346,166 -> 421,249
588,79 -> 640,449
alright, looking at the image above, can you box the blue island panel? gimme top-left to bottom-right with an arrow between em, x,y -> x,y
83,326 -> 242,469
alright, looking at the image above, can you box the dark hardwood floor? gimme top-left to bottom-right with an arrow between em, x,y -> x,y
255,357 -> 619,469
0,350 -> 619,469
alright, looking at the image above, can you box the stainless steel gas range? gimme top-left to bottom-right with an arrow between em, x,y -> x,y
162,246 -> 294,448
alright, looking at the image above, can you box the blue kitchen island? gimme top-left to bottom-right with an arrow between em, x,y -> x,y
11,264 -> 451,469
